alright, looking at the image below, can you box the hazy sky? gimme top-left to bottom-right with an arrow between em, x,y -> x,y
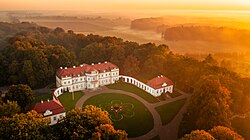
1,0 -> 250,10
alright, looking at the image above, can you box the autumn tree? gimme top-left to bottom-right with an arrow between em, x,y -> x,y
0,99 -> 21,118
5,84 -> 34,111
91,124 -> 128,140
208,126 -> 244,140
59,105 -> 127,139
181,130 -> 215,140
179,75 -> 232,137
0,110 -> 49,139
203,54 -> 218,66
110,46 -> 125,67
22,60 -> 36,87
123,55 -> 140,76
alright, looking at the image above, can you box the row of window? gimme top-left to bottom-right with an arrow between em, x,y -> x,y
63,74 -> 119,85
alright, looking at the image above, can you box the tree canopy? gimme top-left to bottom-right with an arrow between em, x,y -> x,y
179,75 -> 232,137
0,110 -> 49,140
5,84 -> 34,111
58,105 -> 127,140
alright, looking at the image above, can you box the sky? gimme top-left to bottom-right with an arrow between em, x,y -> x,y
1,0 -> 250,10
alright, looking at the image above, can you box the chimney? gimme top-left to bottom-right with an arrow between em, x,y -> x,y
161,75 -> 163,77
47,99 -> 50,102
104,61 -> 107,63
60,67 -> 63,69
98,62 -> 101,64
91,63 -> 94,65
80,65 -> 83,67
41,100 -> 43,103
73,66 -> 76,68
157,76 -> 160,78
78,74 -> 80,77
65,67 -> 67,69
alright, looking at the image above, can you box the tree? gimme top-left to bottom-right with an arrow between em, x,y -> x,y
203,54 -> 218,66
60,105 -> 127,139
53,27 -> 65,34
179,75 -> 232,137
0,99 -> 21,118
22,60 -> 36,87
123,55 -> 140,76
91,124 -> 128,140
0,110 -> 49,139
110,47 -> 125,67
5,84 -> 34,111
181,130 -> 215,140
208,126 -> 244,140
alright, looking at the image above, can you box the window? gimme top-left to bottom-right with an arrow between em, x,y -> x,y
60,115 -> 63,119
68,81 -> 70,84
64,82 -> 66,85
53,116 -> 57,121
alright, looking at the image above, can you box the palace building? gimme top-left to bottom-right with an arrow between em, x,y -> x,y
56,61 -> 119,92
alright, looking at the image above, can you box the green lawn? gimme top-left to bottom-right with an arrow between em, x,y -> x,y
107,82 -> 159,103
232,116 -> 250,139
58,91 -> 85,112
156,98 -> 186,125
83,93 -> 154,138
32,93 -> 53,105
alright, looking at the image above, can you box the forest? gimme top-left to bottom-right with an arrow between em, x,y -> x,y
0,22 -> 250,139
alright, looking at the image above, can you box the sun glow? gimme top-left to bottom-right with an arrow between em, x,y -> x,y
1,0 -> 250,10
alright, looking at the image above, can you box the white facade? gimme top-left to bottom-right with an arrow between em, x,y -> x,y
56,62 -> 119,92
119,75 -> 173,97
44,111 -> 66,125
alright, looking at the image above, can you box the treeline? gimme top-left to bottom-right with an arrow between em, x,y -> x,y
163,26 -> 250,46
0,22 -> 250,138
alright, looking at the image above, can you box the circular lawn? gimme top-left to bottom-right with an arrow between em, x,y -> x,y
83,93 -> 154,138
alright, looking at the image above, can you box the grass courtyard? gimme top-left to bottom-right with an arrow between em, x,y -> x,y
83,93 -> 154,138
156,98 -> 186,125
107,82 -> 159,103
58,91 -> 85,112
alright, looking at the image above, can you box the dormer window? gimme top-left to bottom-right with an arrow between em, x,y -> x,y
44,110 -> 52,116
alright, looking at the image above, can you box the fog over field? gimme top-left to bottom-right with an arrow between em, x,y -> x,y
1,10 -> 250,55
3,10 -> 249,80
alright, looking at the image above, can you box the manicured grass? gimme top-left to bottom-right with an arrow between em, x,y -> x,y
150,135 -> 160,140
167,91 -> 182,98
232,116 -> 250,140
58,91 -> 85,112
156,98 -> 186,125
83,93 -> 154,138
107,82 -> 159,103
32,93 -> 53,105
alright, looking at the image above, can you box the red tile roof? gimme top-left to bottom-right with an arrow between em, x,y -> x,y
147,75 -> 173,89
56,62 -> 118,79
32,99 -> 65,117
